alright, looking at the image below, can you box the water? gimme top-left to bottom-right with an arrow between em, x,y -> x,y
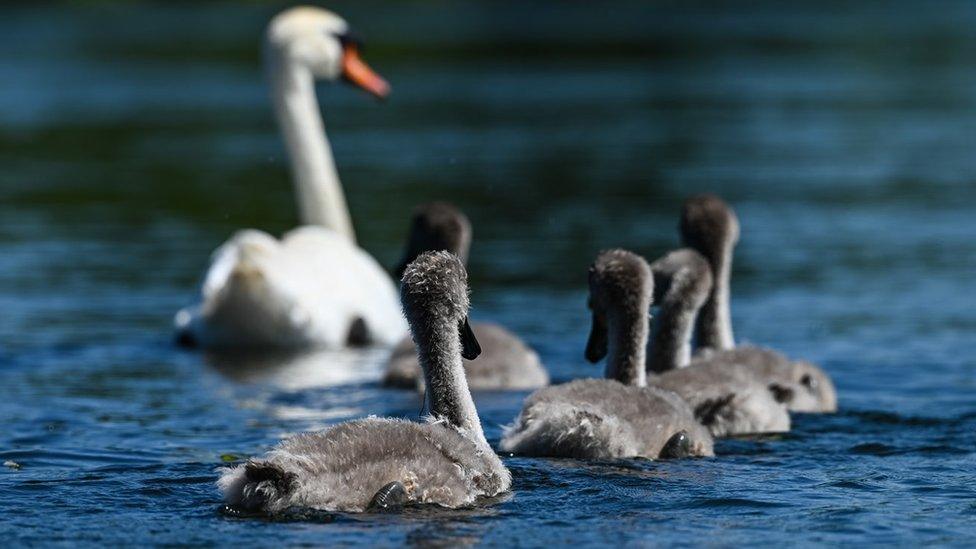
2,1 -> 975,545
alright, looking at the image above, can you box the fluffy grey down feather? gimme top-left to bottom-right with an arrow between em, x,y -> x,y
649,361 -> 791,437
219,417 -> 510,513
693,345 -> 837,413
384,322 -> 548,390
500,378 -> 714,459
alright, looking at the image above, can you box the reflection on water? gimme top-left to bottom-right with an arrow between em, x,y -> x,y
205,348 -> 396,433
2,1 -> 976,546
204,348 -> 390,390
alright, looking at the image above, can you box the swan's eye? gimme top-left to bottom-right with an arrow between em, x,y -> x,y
336,31 -> 364,49
801,374 -> 817,390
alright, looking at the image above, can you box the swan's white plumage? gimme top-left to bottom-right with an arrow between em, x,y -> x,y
177,7 -> 403,350
176,227 -> 405,349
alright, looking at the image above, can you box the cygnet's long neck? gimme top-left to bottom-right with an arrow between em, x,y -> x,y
648,253 -> 712,374
417,318 -> 488,448
267,50 -> 356,242
606,307 -> 648,387
697,245 -> 734,350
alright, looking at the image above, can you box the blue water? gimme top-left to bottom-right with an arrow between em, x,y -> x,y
2,1 -> 975,545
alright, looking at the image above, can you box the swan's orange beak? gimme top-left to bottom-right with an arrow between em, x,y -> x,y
342,45 -> 390,100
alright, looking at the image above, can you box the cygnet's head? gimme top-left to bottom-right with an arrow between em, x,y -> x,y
790,361 -> 838,413
400,251 -> 481,360
395,202 -> 473,278
650,248 -> 713,310
585,249 -> 653,363
265,6 -> 389,98
679,194 -> 740,260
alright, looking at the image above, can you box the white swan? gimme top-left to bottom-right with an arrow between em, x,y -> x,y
500,250 -> 714,460
680,194 -> 837,412
219,251 -> 510,513
175,7 -> 406,350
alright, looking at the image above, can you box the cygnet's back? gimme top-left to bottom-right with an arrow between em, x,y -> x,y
386,322 -> 547,390
383,202 -> 548,390
500,249 -> 714,460
501,378 -> 713,459
220,252 -> 510,514
651,361 -> 790,437
220,418 -> 506,513
693,346 -> 837,413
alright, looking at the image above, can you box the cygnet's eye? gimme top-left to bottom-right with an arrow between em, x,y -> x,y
801,373 -> 818,391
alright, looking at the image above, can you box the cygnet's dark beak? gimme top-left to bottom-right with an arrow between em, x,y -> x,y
459,317 -> 481,360
584,312 -> 608,363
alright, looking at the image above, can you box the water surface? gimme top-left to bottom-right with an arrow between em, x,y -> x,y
2,1 -> 975,546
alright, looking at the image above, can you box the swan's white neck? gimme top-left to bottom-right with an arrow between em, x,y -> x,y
698,247 -> 735,350
418,319 -> 489,450
267,51 -> 356,242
